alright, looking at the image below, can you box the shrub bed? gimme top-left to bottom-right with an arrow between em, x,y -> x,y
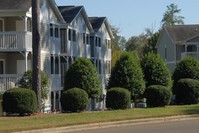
175,78 -> 199,105
106,87 -> 131,110
144,85 -> 172,107
60,88 -> 88,112
2,88 -> 37,116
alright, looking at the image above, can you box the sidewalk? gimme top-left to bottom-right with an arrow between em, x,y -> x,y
15,114 -> 199,133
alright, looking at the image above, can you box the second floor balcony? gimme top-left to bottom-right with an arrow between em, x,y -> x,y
0,31 -> 32,51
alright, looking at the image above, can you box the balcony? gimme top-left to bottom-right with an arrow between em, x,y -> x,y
181,52 -> 198,60
0,32 -> 32,51
0,74 -> 19,93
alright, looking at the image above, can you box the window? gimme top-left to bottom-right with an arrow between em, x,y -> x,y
86,34 -> 89,44
51,56 -> 54,74
0,60 -> 4,74
50,23 -> 59,38
68,29 -> 72,41
72,30 -> 76,42
55,57 -> 59,74
50,24 -> 53,37
55,25 -> 59,38
83,33 -> 86,44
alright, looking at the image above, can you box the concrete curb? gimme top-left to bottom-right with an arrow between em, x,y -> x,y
14,114 -> 199,133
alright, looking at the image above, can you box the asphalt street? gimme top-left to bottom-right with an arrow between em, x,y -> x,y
70,118 -> 199,133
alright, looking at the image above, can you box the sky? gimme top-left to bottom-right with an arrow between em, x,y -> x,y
55,0 -> 199,40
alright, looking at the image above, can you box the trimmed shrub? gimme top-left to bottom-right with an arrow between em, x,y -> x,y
2,88 -> 37,116
106,87 -> 131,110
19,70 -> 49,103
64,58 -> 101,99
172,56 -> 199,94
107,52 -> 145,100
175,78 -> 199,105
144,85 -> 172,107
141,53 -> 172,88
60,88 -> 88,112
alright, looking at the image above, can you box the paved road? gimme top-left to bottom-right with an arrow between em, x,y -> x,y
70,118 -> 199,133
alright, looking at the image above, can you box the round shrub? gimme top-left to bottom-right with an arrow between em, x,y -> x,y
172,56 -> 199,94
2,88 -> 37,116
144,85 -> 172,107
60,88 -> 88,112
141,53 -> 172,88
106,87 -> 131,110
64,58 -> 101,98
175,78 -> 199,105
107,52 -> 145,100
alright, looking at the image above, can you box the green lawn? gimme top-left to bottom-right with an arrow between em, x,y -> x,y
1,104 -> 199,133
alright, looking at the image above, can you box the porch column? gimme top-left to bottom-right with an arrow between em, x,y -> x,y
24,17 -> 28,31
53,91 -> 56,112
25,51 -> 28,72
58,91 -> 61,111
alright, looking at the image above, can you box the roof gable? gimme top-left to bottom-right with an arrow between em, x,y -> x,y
165,25 -> 199,43
0,0 -> 31,10
58,6 -> 83,24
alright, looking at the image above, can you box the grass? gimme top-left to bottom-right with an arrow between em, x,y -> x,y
1,104 -> 199,133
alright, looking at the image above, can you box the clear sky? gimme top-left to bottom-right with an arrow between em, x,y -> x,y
55,0 -> 199,40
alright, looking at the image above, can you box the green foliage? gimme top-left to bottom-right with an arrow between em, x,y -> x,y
2,88 -> 37,116
172,56 -> 199,94
60,88 -> 88,112
161,3 -> 184,26
144,85 -> 172,107
141,53 -> 172,88
64,58 -> 101,98
106,87 -> 131,110
19,70 -> 49,103
175,78 -> 199,105
107,52 -> 145,100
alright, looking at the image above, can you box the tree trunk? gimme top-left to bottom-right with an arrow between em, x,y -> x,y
32,0 -> 41,113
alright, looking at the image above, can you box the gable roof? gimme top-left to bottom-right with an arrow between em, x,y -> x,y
58,6 -> 83,24
165,25 -> 199,44
58,6 -> 93,31
89,17 -> 106,32
0,0 -> 31,10
89,17 -> 114,39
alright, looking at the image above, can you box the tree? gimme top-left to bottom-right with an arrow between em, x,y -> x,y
141,53 -> 172,88
64,58 -> 101,99
19,70 -> 49,104
172,56 -> 199,94
107,52 -> 145,100
32,0 -> 41,112
161,3 -> 185,26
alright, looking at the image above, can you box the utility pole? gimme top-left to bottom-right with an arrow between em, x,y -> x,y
32,0 -> 41,113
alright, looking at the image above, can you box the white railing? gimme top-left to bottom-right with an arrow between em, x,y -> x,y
50,74 -> 62,91
95,47 -> 101,59
0,74 -> 19,93
50,38 -> 60,54
85,45 -> 91,58
181,52 -> 198,60
0,32 -> 32,50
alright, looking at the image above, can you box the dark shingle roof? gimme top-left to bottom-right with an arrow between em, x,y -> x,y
0,0 -> 31,10
165,25 -> 199,43
89,17 -> 106,32
58,6 -> 83,24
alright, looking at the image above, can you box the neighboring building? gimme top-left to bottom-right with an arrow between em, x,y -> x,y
58,6 -> 114,110
156,25 -> 199,72
0,1 -> 113,112
89,17 -> 113,102
0,0 -> 65,111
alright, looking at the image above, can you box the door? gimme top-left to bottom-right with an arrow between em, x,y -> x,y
0,60 -> 5,74
0,19 -> 4,32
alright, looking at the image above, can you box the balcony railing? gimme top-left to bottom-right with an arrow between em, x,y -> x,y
0,31 -> 32,51
0,74 -> 19,93
181,52 -> 198,60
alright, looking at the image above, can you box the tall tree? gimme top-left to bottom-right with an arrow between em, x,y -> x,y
32,0 -> 41,113
161,3 -> 185,26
